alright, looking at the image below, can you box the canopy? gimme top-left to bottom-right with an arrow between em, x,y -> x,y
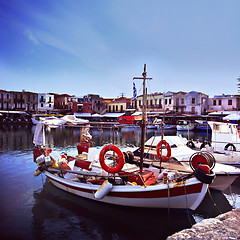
223,114 -> 240,121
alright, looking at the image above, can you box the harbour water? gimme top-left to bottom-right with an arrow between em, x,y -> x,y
0,124 -> 239,240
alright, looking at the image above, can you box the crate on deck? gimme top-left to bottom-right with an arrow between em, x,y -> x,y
118,169 -> 157,185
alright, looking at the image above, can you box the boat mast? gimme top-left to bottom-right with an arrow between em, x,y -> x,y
133,64 -> 152,171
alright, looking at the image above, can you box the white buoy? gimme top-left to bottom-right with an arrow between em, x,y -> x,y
94,180 -> 113,199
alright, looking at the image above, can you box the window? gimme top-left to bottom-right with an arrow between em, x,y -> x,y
228,99 -> 232,105
49,104 -> 51,108
139,100 -> 141,107
116,105 -> 118,112
159,99 -> 162,106
218,100 -> 222,105
41,103 -> 43,107
165,99 -> 167,105
49,97 -> 51,102
192,98 -> 195,104
213,100 -> 216,106
169,99 -> 171,104
181,98 -> 184,104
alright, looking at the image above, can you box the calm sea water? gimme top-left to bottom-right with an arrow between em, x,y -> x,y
0,124 -> 239,240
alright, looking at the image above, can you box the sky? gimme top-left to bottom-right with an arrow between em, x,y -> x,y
0,0 -> 239,98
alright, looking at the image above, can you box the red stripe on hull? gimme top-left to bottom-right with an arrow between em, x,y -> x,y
47,174 -> 203,199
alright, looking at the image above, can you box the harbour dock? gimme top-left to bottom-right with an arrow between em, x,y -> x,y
167,208 -> 240,239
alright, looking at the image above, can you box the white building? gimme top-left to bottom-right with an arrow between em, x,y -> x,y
209,94 -> 240,112
38,93 -> 54,113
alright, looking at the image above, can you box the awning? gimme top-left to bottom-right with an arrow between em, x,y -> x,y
0,110 -> 27,114
223,114 -> 240,121
92,113 -> 103,117
74,113 -> 92,118
102,113 -> 125,118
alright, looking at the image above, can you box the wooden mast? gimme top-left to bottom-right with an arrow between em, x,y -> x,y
133,64 -> 152,171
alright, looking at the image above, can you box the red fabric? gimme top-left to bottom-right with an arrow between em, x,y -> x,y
33,147 -> 52,162
119,169 -> 157,185
77,142 -> 90,154
75,159 -> 92,170
60,162 -> 71,171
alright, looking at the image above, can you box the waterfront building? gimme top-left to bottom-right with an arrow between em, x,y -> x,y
108,97 -> 131,113
38,93 -> 54,113
51,93 -> 73,114
22,90 -> 38,112
67,95 -> 93,114
172,91 -> 187,113
86,94 -> 105,114
134,92 -> 164,112
209,94 -> 240,112
0,90 -> 11,110
185,91 -> 208,115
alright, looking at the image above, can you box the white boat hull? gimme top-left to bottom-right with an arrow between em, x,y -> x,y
45,171 -> 207,210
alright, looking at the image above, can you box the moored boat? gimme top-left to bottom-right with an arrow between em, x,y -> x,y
33,65 -> 215,211
133,135 -> 240,191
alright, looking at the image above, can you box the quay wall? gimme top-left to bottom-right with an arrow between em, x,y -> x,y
167,208 -> 240,239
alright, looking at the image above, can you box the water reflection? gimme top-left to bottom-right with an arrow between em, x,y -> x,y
0,124 -> 239,240
32,180 -> 195,240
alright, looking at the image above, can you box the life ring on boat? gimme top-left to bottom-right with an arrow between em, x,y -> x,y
194,164 -> 216,184
156,140 -> 171,162
187,140 -> 195,149
224,143 -> 236,151
99,144 -> 125,173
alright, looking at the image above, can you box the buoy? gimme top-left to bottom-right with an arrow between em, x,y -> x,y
156,140 -> 171,161
99,144 -> 125,173
94,180 -> 113,199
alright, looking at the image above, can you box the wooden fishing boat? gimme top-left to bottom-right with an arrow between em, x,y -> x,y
33,65 -> 214,210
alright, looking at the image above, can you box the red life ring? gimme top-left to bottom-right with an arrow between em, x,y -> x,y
99,144 -> 125,173
156,140 -> 171,162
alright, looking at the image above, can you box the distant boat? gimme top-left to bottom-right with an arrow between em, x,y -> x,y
195,120 -> 211,131
61,115 -> 89,125
177,120 -> 194,131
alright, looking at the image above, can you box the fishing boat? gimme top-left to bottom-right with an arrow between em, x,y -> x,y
134,135 -> 240,191
33,65 -> 215,210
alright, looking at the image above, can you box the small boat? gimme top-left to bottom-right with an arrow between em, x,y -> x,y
195,120 -> 211,131
33,65 -> 215,211
177,120 -> 195,131
133,135 -> 240,191
61,115 -> 89,125
188,121 -> 240,167
32,115 -> 66,128
208,121 -> 240,152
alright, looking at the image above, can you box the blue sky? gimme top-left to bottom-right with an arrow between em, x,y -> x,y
0,0 -> 239,98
